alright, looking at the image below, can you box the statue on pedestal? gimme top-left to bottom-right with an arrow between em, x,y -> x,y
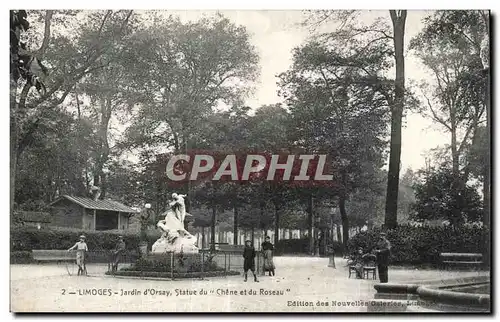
151,193 -> 199,254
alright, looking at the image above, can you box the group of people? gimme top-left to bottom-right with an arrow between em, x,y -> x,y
347,232 -> 391,283
67,235 -> 126,275
242,236 -> 276,282
67,230 -> 391,284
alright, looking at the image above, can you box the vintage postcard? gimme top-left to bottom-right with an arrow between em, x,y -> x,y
9,9 -> 491,313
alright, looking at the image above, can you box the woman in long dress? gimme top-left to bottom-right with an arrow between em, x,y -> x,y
261,236 -> 275,276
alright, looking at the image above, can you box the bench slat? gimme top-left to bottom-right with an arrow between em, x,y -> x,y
442,261 -> 483,264
440,253 -> 482,258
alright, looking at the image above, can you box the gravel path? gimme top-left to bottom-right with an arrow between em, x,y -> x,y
10,257 -> 488,312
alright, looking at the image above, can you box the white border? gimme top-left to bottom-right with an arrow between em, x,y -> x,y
2,1 -> 498,321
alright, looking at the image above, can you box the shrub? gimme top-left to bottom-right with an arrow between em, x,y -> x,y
128,254 -> 223,273
275,238 -> 345,256
10,251 -> 34,264
11,226 -> 161,252
275,238 -> 309,254
347,224 -> 488,265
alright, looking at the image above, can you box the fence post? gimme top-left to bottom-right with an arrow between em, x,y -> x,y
228,252 -> 231,271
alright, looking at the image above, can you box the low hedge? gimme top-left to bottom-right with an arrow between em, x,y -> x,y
347,225 -> 488,265
11,251 -> 34,264
275,238 -> 345,256
11,226 -> 161,252
106,270 -> 240,279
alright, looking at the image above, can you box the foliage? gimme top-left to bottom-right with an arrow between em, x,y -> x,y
467,126 -> 489,180
275,238 -> 344,255
121,14 -> 259,153
128,255 -> 222,273
15,109 -> 95,206
347,225 -> 487,265
411,166 -> 483,224
278,26 -> 392,241
10,251 -> 35,264
10,10 -> 47,93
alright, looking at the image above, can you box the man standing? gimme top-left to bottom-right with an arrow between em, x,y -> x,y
374,232 -> 391,283
112,236 -> 126,272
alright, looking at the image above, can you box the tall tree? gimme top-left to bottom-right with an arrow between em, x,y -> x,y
10,10 -> 50,212
122,14 -> 258,156
279,31 -> 390,247
384,10 -> 407,229
300,10 -> 409,230
78,11 -> 141,198
11,10 -> 134,209
411,11 -> 486,226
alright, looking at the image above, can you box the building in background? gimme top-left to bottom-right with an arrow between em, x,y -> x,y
49,195 -> 137,231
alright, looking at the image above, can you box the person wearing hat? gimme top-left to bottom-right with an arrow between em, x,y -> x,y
111,235 -> 126,272
68,235 -> 89,275
242,240 -> 259,282
373,232 -> 391,283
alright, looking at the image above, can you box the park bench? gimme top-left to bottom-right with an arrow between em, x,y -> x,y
440,253 -> 483,268
32,249 -> 138,264
348,254 -> 377,280
32,249 -> 74,263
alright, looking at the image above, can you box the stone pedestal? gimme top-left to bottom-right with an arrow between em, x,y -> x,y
151,234 -> 199,254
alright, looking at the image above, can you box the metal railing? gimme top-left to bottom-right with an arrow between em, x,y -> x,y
102,249 -> 265,279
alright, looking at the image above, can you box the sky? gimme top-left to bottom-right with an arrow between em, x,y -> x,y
170,10 -> 450,172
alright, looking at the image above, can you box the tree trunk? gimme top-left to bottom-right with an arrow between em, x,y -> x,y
483,71 -> 490,227
314,225 -> 320,256
307,194 -> 314,255
336,224 -> 342,244
449,104 -> 463,227
339,196 -> 349,247
10,79 -> 18,214
201,227 -> 206,249
385,10 -> 407,230
211,205 -> 216,250
274,202 -> 280,247
484,66 -> 491,266
233,206 -> 239,245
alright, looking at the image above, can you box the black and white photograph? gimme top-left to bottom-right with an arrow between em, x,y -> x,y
9,7 -> 492,313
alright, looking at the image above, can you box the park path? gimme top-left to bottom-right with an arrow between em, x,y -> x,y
10,257 -> 487,312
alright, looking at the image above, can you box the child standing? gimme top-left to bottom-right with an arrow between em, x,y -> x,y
243,240 -> 259,282
68,235 -> 88,275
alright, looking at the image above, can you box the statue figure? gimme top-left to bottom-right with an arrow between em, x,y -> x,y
151,192 -> 198,254
170,193 -> 187,225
